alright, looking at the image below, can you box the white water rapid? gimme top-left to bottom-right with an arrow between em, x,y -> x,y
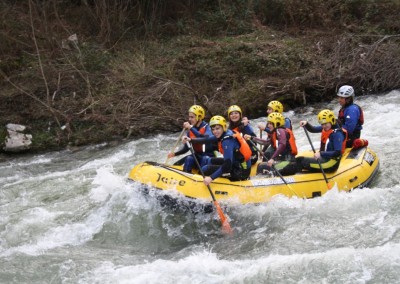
1,90 -> 399,283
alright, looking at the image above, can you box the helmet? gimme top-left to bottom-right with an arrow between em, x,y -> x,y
267,112 -> 285,128
267,101 -> 283,113
227,105 -> 242,117
188,105 -> 205,120
318,109 -> 336,125
210,115 -> 227,131
337,85 -> 354,98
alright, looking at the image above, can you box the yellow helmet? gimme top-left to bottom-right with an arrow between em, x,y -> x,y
267,112 -> 285,128
210,115 -> 227,131
318,109 -> 336,125
188,105 -> 205,120
227,105 -> 242,117
267,101 -> 283,113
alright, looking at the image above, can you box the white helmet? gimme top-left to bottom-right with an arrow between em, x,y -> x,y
337,85 -> 354,98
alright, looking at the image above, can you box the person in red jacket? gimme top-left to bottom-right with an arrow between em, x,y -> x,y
246,112 -> 298,176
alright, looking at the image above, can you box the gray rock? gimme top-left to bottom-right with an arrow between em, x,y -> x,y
3,124 -> 32,152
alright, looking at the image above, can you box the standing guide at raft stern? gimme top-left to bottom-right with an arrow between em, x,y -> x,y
337,85 -> 364,148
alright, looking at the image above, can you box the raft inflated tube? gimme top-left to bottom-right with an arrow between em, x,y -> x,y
352,138 -> 368,149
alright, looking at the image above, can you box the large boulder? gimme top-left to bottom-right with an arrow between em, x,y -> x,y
3,124 -> 32,152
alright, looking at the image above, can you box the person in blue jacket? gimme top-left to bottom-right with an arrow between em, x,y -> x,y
296,109 -> 347,173
337,85 -> 364,147
227,105 -> 258,164
168,105 -> 215,173
186,115 -> 252,185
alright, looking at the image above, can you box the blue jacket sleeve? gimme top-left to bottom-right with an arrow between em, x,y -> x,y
284,117 -> 292,129
210,139 -> 235,180
342,105 -> 360,134
189,122 -> 212,138
242,124 -> 256,137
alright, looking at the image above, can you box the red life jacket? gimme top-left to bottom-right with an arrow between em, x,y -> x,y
218,130 -> 252,161
189,124 -> 207,153
270,128 -> 298,156
320,128 -> 348,153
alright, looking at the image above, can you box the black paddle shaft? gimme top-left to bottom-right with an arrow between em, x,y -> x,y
185,141 -> 217,201
302,126 -> 330,185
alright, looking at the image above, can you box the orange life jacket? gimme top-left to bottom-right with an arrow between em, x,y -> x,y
320,128 -> 348,153
189,124 -> 207,153
270,128 -> 298,156
218,130 -> 252,161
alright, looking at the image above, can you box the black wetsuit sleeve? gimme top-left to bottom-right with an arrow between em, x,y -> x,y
304,123 -> 321,133
174,143 -> 189,156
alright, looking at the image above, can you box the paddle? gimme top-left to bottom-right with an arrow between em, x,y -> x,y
259,129 -> 264,160
165,128 -> 186,164
302,126 -> 332,189
248,139 -> 302,198
185,141 -> 233,235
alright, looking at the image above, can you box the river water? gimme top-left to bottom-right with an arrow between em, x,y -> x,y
1,90 -> 400,283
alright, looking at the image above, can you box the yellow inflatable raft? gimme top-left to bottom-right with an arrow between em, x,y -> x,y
128,146 -> 379,205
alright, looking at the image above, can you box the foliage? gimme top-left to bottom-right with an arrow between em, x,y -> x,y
0,0 -> 399,152
254,0 -> 400,33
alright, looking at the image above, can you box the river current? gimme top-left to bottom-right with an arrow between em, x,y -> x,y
1,90 -> 399,283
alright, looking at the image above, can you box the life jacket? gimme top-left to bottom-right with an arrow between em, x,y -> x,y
189,123 -> 207,153
218,131 -> 252,161
338,104 -> 364,126
232,126 -> 258,154
320,128 -> 348,153
270,128 -> 298,156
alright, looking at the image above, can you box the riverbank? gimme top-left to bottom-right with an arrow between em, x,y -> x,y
1,1 -> 399,153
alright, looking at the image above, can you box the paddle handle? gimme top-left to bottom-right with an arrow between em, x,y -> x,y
165,128 -> 186,164
302,126 -> 331,189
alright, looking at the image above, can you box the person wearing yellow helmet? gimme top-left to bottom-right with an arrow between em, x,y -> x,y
227,105 -> 258,164
185,115 -> 252,184
296,109 -> 347,173
245,112 -> 298,176
168,105 -> 215,173
257,100 -> 293,134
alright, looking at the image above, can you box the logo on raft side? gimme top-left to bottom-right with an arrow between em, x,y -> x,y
251,177 -> 295,186
364,151 -> 376,166
156,173 -> 186,186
